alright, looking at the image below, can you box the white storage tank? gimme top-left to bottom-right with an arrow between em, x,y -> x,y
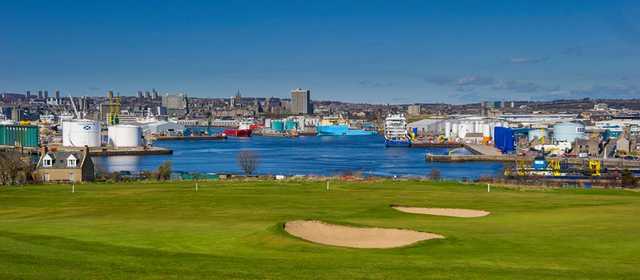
108,124 -> 142,147
62,120 -> 101,147
553,122 -> 585,144
445,122 -> 452,139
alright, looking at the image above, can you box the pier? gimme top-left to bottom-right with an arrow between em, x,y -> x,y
409,142 -> 464,148
60,146 -> 173,156
0,145 -> 173,156
151,135 -> 226,141
463,144 -> 503,156
426,154 -> 640,168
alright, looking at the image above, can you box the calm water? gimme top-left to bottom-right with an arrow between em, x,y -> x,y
93,135 -> 504,179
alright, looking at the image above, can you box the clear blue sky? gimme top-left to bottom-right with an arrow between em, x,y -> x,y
1,1 -> 639,104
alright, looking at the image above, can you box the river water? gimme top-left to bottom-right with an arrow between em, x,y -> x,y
93,135 -> 504,179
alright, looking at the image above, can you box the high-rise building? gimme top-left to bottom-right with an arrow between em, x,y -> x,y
291,88 -> 313,115
152,89 -> 159,100
44,90 -> 49,99
137,91 -> 144,99
55,90 -> 60,99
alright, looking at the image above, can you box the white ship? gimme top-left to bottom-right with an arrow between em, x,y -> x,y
384,114 -> 411,147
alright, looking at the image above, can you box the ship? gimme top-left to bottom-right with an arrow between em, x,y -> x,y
384,114 -> 411,147
223,119 -> 253,137
316,116 -> 376,136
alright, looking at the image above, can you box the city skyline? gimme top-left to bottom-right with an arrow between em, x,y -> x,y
2,1 -> 639,104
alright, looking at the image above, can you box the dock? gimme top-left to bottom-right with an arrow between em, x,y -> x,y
0,145 -> 172,156
426,154 -> 640,168
463,144 -> 503,156
151,135 -> 226,141
60,146 -> 173,156
409,142 -> 464,148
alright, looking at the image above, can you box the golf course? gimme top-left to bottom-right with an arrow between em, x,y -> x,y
0,180 -> 638,279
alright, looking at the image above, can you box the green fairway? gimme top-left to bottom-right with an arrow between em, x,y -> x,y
0,180 -> 638,279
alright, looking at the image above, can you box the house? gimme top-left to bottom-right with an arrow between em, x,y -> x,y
35,146 -> 95,182
572,138 -> 599,158
616,135 -> 631,155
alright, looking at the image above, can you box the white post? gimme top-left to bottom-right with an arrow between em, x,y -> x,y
196,182 -> 198,192
487,183 -> 490,193
72,184 -> 75,193
326,181 -> 329,191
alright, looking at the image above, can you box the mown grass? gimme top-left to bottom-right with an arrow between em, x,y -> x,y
0,180 -> 638,279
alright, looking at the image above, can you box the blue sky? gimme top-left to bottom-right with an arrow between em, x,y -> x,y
1,1 -> 639,104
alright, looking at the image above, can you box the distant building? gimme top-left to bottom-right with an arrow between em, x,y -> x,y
10,107 -> 23,121
35,146 -> 95,182
594,103 -> 608,111
407,105 -> 421,116
291,88 -> 313,115
162,93 -> 189,117
162,94 -> 188,110
616,136 -> 630,155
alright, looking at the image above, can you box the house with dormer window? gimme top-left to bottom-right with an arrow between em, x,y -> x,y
35,146 -> 95,182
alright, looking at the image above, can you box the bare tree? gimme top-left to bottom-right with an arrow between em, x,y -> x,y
429,168 -> 441,181
237,150 -> 258,175
0,151 -> 34,185
156,160 -> 172,181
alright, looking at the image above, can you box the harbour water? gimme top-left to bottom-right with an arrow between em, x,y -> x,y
93,135 -> 505,179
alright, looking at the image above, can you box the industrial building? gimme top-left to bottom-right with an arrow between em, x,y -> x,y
0,124 -> 39,147
141,121 -> 184,136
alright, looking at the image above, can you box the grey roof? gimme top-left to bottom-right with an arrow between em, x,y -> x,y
37,151 -> 85,169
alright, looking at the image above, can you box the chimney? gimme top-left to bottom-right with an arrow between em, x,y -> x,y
40,145 -> 48,156
83,145 -> 90,157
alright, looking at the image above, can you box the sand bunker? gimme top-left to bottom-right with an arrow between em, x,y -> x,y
284,220 -> 443,249
393,206 -> 490,218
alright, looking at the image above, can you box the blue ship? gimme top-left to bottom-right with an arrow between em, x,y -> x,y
317,124 -> 376,136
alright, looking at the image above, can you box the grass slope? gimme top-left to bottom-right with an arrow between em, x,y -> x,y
0,180 -> 638,279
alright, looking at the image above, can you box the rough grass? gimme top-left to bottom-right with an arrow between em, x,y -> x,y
0,180 -> 638,279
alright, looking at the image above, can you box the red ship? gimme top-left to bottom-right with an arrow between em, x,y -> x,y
223,120 -> 254,137
223,128 -> 252,137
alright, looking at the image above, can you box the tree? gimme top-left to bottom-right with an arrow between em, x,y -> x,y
621,169 -> 637,188
156,160 -> 172,181
237,150 -> 258,175
429,169 -> 441,181
0,151 -> 34,185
